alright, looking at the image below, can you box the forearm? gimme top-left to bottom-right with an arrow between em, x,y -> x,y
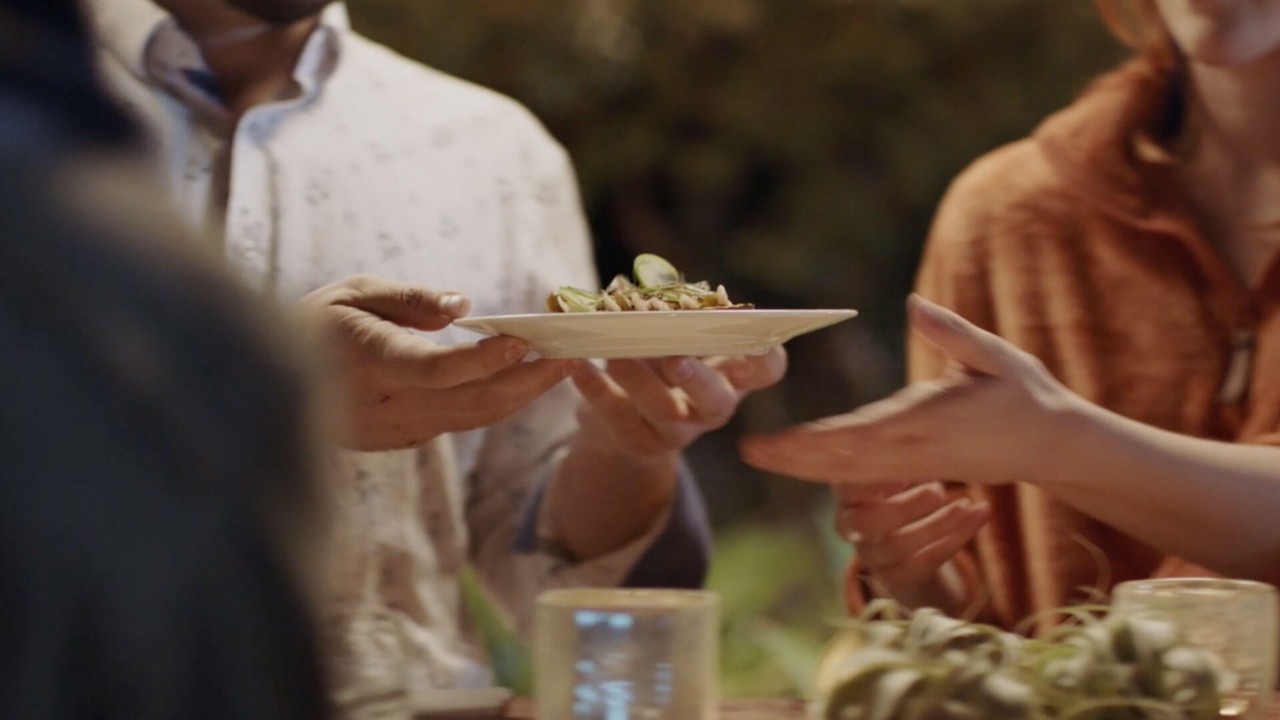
1040,399 -> 1280,583
620,472 -> 711,588
546,436 -> 679,561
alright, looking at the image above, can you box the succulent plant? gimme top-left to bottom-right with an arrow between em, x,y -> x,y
817,602 -> 1232,720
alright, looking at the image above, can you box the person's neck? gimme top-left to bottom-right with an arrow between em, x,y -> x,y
1175,49 -> 1280,286
1180,49 -> 1280,173
156,2 -> 319,120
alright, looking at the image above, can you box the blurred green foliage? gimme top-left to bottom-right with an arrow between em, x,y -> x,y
709,499 -> 852,698
347,0 -> 1128,697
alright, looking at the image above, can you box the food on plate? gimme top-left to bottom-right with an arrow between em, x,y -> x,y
546,253 -> 754,313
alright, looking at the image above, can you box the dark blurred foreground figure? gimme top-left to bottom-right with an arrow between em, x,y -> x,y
0,2 -> 332,719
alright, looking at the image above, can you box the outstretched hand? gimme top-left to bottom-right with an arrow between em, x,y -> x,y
740,295 -> 1078,485
740,295 -> 1079,610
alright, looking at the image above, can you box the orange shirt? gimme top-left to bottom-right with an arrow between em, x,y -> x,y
845,56 -> 1280,630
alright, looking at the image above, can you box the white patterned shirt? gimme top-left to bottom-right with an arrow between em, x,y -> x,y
88,0 -> 708,704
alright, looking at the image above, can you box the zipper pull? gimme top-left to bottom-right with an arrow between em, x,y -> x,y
1217,328 -> 1256,405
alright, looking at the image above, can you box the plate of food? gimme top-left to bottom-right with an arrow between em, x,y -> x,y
455,254 -> 857,359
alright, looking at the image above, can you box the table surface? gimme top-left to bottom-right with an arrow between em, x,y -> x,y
502,695 -> 1280,720
502,697 -> 808,720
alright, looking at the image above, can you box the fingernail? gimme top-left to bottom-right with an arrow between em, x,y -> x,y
914,296 -> 960,331
669,358 -> 695,383
504,340 -> 529,363
909,294 -> 940,321
440,293 -> 467,316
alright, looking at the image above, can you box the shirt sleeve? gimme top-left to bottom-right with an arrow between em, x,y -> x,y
464,116 -> 711,637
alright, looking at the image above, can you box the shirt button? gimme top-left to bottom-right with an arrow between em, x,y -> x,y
242,117 -> 273,141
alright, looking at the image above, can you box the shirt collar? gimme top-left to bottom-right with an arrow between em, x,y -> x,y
1032,56 -> 1188,234
87,0 -> 350,83
87,0 -> 168,80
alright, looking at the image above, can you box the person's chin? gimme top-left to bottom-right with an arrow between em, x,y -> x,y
1169,9 -> 1280,67
1179,32 -> 1280,67
226,0 -> 332,25
1186,0 -> 1231,13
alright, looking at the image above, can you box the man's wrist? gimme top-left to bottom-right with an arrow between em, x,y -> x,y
557,437 -> 680,509
567,418 -> 681,473
545,435 -> 680,560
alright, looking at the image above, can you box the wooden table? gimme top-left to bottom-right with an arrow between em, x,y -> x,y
502,697 -> 807,720
503,695 -> 1280,720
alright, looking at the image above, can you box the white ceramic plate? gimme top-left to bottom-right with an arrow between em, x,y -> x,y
454,309 -> 858,359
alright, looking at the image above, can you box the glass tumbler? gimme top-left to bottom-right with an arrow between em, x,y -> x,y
534,588 -> 720,720
1114,578 -> 1279,719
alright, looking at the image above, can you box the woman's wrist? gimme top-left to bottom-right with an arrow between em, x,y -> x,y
1028,389 -> 1111,492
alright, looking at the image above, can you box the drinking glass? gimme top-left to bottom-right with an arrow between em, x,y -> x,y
534,588 -> 720,720
325,607 -> 414,719
1114,578 -> 1279,719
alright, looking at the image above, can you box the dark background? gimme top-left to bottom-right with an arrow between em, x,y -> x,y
347,0 -> 1126,694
